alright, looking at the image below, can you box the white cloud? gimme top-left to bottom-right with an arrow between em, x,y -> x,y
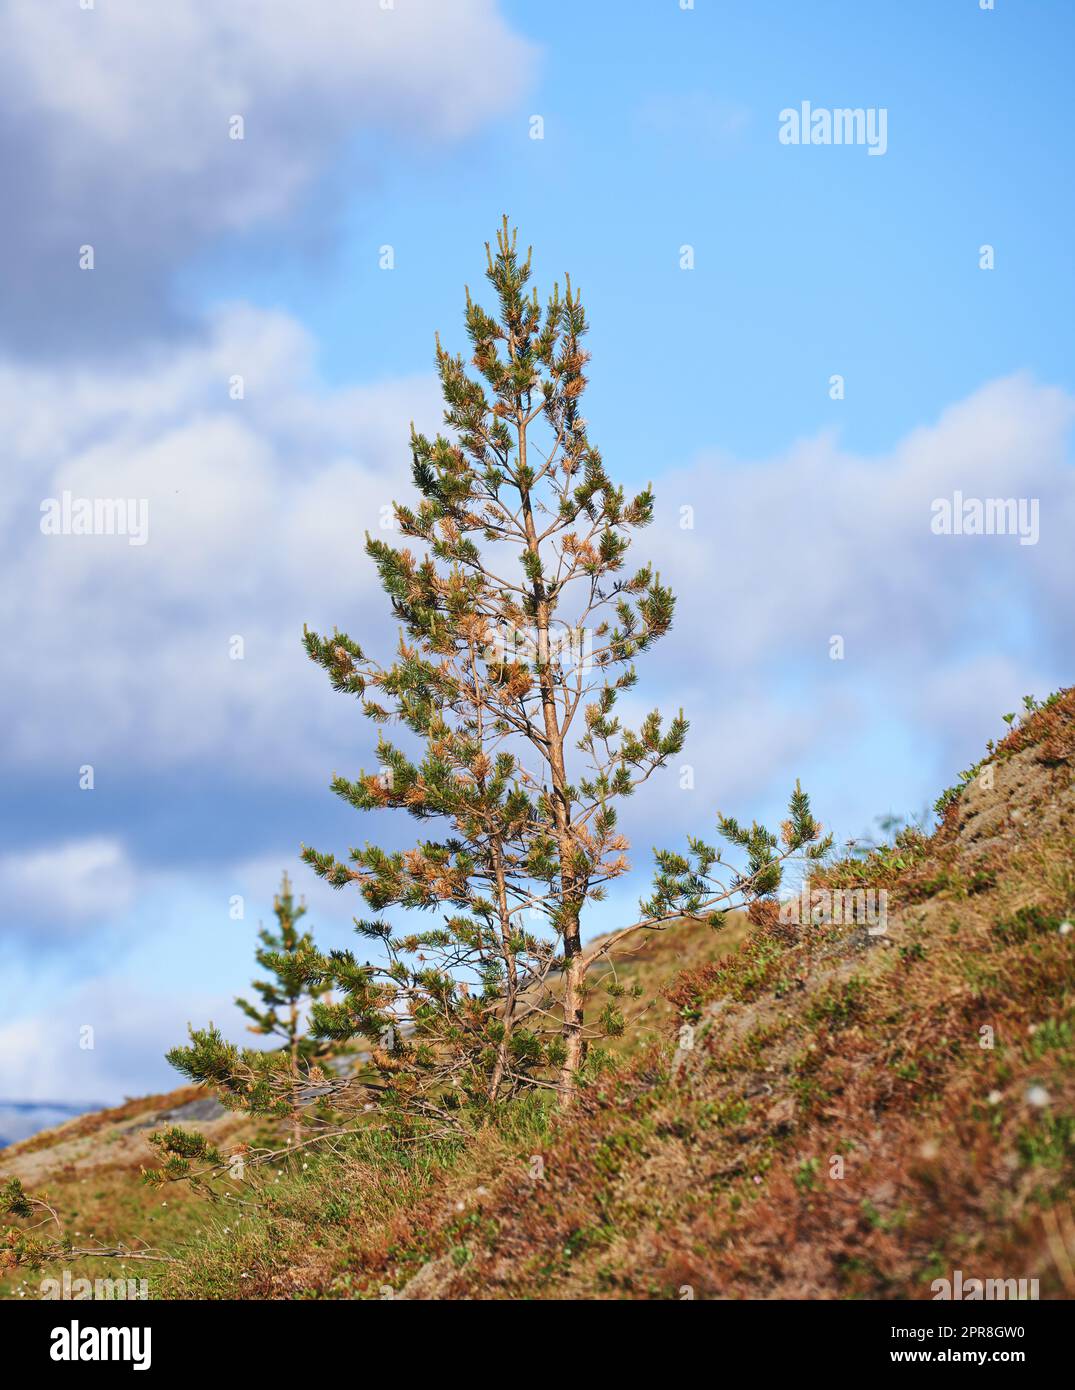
4,345 -> 1071,827
0,978 -> 234,1104
651,374 -> 1074,675
0,0 -> 537,350
611,373 -> 1075,839
6,0 -> 531,173
1,303 -> 440,773
0,837 -> 136,928
908,653 -> 1059,751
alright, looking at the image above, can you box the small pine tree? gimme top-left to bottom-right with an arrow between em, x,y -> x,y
168,872 -> 331,1146
236,872 -> 332,1145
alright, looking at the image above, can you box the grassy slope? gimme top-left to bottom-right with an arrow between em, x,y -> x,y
0,916 -> 750,1300
0,1089 -> 258,1298
4,691 -> 1073,1300
0,918 -> 746,1300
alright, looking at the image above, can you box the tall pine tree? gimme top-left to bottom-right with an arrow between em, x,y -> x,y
166,222 -> 831,1134
298,220 -> 682,1110
299,220 -> 827,1113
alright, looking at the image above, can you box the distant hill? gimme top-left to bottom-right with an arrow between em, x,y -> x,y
0,1101 -> 106,1149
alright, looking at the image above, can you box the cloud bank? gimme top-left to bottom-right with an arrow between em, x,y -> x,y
0,0 -> 536,352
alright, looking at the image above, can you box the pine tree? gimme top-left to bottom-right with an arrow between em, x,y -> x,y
298,219 -> 688,1112
164,221 -> 832,1136
298,220 -> 828,1117
168,872 -> 330,1146
235,871 -> 332,1145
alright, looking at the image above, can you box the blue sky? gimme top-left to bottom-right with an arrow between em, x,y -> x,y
1,0 -> 1072,1107
182,0 -> 1075,459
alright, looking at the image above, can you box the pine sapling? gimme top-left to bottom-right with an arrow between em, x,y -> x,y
167,872 -> 331,1147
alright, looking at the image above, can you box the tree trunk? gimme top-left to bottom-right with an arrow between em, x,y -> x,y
517,418 -> 585,1108
290,1003 -> 302,1152
557,907 -> 585,1106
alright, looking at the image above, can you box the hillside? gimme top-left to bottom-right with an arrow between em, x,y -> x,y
0,1088 -> 254,1298
3,689 -> 1073,1300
